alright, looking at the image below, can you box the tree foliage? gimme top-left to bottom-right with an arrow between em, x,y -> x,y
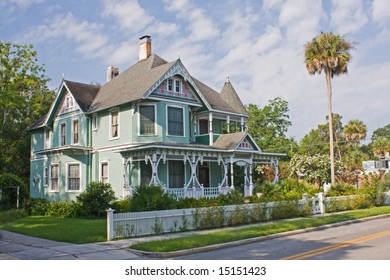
246,97 -> 297,155
0,41 -> 54,180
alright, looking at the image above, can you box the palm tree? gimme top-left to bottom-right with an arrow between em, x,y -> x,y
372,137 -> 390,158
304,32 -> 354,185
344,119 -> 367,146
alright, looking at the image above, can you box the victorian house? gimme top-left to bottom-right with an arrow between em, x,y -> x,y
29,36 -> 283,201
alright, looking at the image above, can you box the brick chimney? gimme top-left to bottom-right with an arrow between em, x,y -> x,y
107,66 -> 119,82
139,35 -> 152,61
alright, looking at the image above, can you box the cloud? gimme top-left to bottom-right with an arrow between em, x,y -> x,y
330,0 -> 368,35
163,0 -> 219,42
101,0 -> 153,33
21,12 -> 108,58
9,0 -> 44,8
371,0 -> 390,24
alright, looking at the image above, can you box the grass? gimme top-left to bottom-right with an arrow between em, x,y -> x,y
0,214 -> 106,244
130,206 -> 390,252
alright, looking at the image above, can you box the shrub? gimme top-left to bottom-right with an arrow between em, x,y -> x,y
27,198 -> 50,215
112,199 -> 132,213
270,200 -> 311,220
45,200 -> 80,218
326,183 -> 357,197
360,174 -> 385,206
76,182 -> 116,217
0,209 -> 28,224
198,206 -> 225,229
0,173 -> 29,210
130,185 -> 177,212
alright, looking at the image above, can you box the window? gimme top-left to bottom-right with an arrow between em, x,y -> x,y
50,164 -> 59,192
167,106 -> 184,136
110,110 -> 119,139
66,96 -> 74,108
100,162 -> 109,184
45,129 -> 51,148
167,78 -> 181,93
167,79 -> 173,91
139,105 -> 155,135
175,80 -> 181,93
67,163 -> 80,191
140,161 -> 152,185
73,119 -> 79,144
60,123 -> 66,146
199,119 -> 208,135
44,166 -> 48,187
169,161 -> 184,188
92,114 -> 97,131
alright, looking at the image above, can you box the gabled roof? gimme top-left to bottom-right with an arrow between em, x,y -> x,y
63,80 -> 100,112
89,54 -> 175,112
212,131 -> 261,151
220,78 -> 248,115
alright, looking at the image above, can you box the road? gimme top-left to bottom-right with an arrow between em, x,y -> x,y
172,216 -> 390,260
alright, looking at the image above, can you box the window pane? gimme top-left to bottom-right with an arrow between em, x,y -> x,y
140,105 -> 155,135
199,119 -> 208,135
101,163 -> 108,184
169,161 -> 184,188
50,165 -> 59,191
68,164 -> 80,191
111,111 -> 118,138
140,161 -> 152,185
73,120 -> 79,144
168,107 -> 183,136
61,124 -> 66,145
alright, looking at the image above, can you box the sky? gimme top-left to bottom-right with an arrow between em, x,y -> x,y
1,0 -> 390,143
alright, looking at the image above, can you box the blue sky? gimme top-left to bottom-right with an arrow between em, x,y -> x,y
1,0 -> 390,142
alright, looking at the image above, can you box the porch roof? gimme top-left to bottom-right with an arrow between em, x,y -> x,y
34,145 -> 92,155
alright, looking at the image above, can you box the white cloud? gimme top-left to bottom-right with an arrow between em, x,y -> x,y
101,0 -> 153,33
22,12 -> 108,58
331,0 -> 368,35
163,0 -> 219,42
371,0 -> 390,24
9,0 -> 44,8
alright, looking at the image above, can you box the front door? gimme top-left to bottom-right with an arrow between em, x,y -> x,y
198,162 -> 210,188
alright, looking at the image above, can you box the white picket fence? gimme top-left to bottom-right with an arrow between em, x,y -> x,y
106,192 -> 390,240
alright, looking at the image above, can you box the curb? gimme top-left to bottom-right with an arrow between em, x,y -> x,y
128,213 -> 390,258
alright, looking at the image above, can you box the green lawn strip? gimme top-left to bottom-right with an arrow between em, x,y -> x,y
0,216 -> 106,244
130,206 -> 390,252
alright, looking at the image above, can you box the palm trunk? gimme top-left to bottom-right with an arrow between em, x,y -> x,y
325,70 -> 335,185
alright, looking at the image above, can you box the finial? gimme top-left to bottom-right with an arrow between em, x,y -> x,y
226,72 -> 230,83
62,73 -> 65,80
177,50 -> 180,60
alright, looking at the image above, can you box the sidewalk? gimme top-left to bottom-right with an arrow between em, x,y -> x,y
2,213 -> 390,260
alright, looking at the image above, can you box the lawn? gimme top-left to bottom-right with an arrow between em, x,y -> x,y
129,206 -> 390,252
0,213 -> 106,244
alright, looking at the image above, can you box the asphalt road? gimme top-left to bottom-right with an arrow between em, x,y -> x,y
172,216 -> 390,260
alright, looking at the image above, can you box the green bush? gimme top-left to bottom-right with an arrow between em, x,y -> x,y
198,206 -> 225,229
27,198 -> 50,215
45,200 -> 80,218
0,209 -> 28,224
112,199 -> 132,213
360,175 -> 385,206
130,185 -> 177,212
0,173 -> 29,210
76,182 -> 116,217
326,183 -> 357,197
270,200 -> 311,220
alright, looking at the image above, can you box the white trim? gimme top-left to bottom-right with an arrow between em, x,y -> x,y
65,162 -> 82,192
53,111 -> 83,123
166,104 -> 185,137
138,103 -> 157,136
147,96 -> 202,107
49,163 -> 59,193
99,160 -> 110,184
109,108 -> 120,140
44,128 -> 51,149
71,118 -> 80,145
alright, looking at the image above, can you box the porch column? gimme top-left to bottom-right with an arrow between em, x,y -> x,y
249,162 -> 254,196
271,159 -> 279,184
226,115 -> 230,133
193,115 -> 197,136
146,153 -> 165,188
230,157 -> 234,189
209,112 -> 213,145
241,117 -> 244,132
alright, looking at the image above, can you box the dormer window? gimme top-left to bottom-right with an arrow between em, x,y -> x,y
167,78 -> 182,93
66,96 -> 74,108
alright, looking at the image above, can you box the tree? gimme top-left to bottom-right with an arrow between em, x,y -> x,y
372,124 -> 390,139
343,119 -> 367,146
304,32 -> 354,185
372,137 -> 390,158
0,41 -> 54,180
246,97 -> 297,155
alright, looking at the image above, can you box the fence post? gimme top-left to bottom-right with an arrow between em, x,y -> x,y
317,192 -> 325,214
106,208 -> 115,241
